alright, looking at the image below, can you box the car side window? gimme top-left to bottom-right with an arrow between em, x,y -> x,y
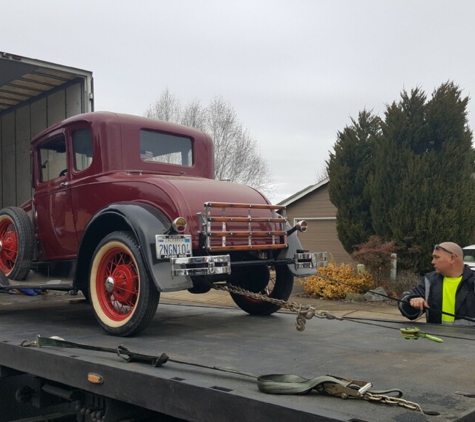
38,136 -> 67,182
140,130 -> 193,166
72,128 -> 93,172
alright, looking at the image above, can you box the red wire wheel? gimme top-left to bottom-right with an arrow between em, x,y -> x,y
0,217 -> 18,273
0,207 -> 34,280
95,245 -> 139,321
89,231 -> 159,336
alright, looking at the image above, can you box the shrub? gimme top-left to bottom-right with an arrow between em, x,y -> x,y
303,263 -> 374,300
351,236 -> 395,284
379,269 -> 420,298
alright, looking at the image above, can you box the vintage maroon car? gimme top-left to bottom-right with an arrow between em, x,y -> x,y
0,112 -> 323,336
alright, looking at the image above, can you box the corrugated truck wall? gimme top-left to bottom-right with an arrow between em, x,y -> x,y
0,81 -> 86,208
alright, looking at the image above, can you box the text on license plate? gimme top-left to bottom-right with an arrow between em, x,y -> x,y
156,235 -> 192,259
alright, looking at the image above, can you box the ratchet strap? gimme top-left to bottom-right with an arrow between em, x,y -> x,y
24,336 -> 402,398
257,373 -> 401,398
23,335 -> 435,413
23,335 -> 170,366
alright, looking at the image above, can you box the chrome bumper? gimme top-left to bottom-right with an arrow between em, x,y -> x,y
294,251 -> 328,269
171,255 -> 231,277
171,251 -> 326,277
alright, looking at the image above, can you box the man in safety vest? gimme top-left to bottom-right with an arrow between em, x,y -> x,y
398,242 -> 475,325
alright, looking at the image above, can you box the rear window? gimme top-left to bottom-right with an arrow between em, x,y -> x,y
140,130 -> 193,167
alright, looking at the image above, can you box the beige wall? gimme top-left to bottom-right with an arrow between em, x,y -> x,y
285,184 -> 352,264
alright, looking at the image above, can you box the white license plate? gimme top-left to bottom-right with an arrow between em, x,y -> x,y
156,235 -> 192,259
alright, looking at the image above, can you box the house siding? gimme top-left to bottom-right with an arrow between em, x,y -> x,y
284,184 -> 352,264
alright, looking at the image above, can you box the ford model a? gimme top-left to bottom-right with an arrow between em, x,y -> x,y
0,112 -> 324,336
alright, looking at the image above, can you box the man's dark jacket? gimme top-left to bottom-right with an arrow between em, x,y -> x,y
398,265 -> 475,325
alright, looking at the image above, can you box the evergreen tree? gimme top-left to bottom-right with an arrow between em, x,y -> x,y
329,82 -> 475,272
371,87 -> 429,262
327,110 -> 380,253
371,82 -> 475,272
423,83 -> 475,251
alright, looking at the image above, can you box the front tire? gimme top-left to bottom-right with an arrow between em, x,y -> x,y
229,265 -> 294,315
89,231 -> 159,336
0,207 -> 34,280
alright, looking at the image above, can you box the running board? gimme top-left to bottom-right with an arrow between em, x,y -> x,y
0,271 -> 74,292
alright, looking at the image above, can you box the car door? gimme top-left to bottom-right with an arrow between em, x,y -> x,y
34,129 -> 77,260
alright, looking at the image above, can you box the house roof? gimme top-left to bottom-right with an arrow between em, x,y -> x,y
278,177 -> 329,206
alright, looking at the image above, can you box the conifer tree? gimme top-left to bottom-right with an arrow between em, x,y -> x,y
371,82 -> 475,272
329,82 -> 475,272
327,110 -> 380,253
371,88 -> 428,242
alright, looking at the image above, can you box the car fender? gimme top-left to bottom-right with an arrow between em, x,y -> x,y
75,202 -> 192,293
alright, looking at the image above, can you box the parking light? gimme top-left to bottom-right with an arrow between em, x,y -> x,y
172,217 -> 187,233
287,220 -> 308,236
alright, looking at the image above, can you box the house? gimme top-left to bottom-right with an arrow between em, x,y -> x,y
278,178 -> 352,264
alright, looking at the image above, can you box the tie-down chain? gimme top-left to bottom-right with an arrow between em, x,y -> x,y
212,283 -> 335,331
213,283 -> 437,414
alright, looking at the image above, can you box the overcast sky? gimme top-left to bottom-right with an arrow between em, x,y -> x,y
3,0 -> 475,203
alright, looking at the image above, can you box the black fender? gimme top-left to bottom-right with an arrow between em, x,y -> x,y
74,202 -> 193,293
277,222 -> 317,277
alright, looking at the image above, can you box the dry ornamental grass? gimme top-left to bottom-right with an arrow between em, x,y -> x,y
303,263 -> 374,300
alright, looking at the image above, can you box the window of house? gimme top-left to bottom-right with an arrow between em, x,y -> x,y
140,130 -> 193,166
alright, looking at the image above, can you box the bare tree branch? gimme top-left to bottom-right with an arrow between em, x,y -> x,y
145,88 -> 181,122
145,91 -> 274,194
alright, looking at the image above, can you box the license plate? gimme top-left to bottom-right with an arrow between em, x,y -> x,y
156,235 -> 192,259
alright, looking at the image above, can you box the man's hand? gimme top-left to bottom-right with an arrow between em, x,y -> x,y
409,297 -> 429,310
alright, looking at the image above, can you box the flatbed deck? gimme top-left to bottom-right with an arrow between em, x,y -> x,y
1,292 -> 474,422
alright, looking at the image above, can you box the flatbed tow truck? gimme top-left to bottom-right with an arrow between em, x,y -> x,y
2,54 -> 475,422
1,277 -> 475,422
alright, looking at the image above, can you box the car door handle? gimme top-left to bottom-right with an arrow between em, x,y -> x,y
60,182 -> 69,187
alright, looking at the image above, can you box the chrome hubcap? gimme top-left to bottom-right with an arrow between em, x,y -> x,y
105,276 -> 115,293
